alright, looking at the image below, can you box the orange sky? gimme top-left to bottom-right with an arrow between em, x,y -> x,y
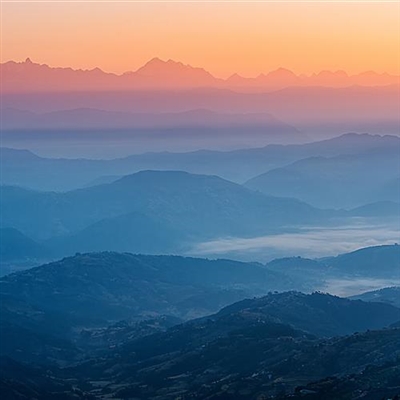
1,1 -> 399,78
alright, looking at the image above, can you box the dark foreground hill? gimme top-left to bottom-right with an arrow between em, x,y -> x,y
2,328 -> 399,399
46,299 -> 400,399
278,361 -> 400,400
0,252 -> 293,363
0,357 -> 94,400
3,329 -> 400,399
213,291 -> 400,337
2,247 -> 400,363
2,252 -> 399,399
0,252 -> 290,326
1,254 -> 399,366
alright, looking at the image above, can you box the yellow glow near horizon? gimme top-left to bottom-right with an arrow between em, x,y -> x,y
1,1 -> 399,78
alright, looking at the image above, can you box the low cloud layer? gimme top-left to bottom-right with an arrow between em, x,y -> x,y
190,223 -> 400,260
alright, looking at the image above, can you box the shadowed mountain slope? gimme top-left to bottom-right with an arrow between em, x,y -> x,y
351,286 -> 400,308
245,148 -> 400,208
0,170 -> 328,251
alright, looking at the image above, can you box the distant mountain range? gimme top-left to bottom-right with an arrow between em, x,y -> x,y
1,135 -> 398,261
2,133 -> 398,191
1,58 -> 399,92
0,107 -> 300,136
1,134 -> 398,260
6,168 -> 397,262
2,59 -> 399,149
2,84 -> 398,141
0,170 -> 327,248
245,146 -> 400,208
351,286 -> 400,308
264,245 -> 400,284
0,228 -> 50,262
322,245 -> 400,279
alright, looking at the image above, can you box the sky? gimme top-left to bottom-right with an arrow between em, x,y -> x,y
1,1 -> 399,78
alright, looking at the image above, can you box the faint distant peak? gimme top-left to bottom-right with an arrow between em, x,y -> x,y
21,57 -> 45,67
143,57 -> 169,67
226,72 -> 244,80
325,132 -> 400,147
267,67 -> 297,78
317,70 -> 349,77
228,73 -> 244,80
357,70 -> 390,77
135,57 -> 211,76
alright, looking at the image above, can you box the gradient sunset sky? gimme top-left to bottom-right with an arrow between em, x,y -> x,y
1,1 -> 399,78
